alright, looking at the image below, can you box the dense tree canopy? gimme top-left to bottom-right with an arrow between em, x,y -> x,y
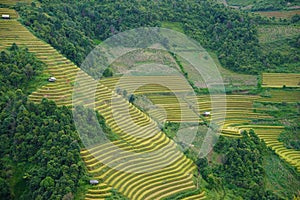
0,44 -> 44,92
0,45 -> 87,199
15,0 -> 281,74
197,131 -> 285,199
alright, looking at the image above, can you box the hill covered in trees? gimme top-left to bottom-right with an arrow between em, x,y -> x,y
15,0 -> 299,74
0,45 -> 88,199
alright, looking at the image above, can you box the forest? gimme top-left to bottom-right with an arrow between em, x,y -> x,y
16,0 -> 299,74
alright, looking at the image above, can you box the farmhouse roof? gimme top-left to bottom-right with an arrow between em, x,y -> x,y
89,180 -> 99,184
2,14 -> 10,19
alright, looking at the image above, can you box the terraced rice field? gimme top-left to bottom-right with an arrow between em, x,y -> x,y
0,8 -> 18,18
182,191 -> 206,200
0,18 -> 82,105
262,73 -> 300,88
146,94 -> 272,137
145,93 -> 300,171
79,84 -> 200,199
240,125 -> 300,171
0,0 -> 31,6
100,76 -> 191,95
2,9 -> 299,199
259,90 -> 300,103
0,11 -> 204,199
85,183 -> 112,200
142,95 -> 200,123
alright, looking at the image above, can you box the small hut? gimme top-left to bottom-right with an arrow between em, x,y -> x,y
2,15 -> 10,19
203,111 -> 211,117
48,77 -> 56,82
89,180 -> 99,185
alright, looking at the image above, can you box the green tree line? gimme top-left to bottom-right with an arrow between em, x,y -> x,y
15,0 -> 300,74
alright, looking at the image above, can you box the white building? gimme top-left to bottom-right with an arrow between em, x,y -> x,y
48,77 -> 56,82
2,15 -> 10,19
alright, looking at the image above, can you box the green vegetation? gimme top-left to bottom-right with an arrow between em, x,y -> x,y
258,25 -> 300,44
74,105 -> 121,147
161,22 -> 184,33
163,122 -> 180,139
0,16 -> 81,106
0,43 -> 45,92
1,17 -> 202,199
264,151 -> 300,198
257,11 -> 300,20
0,1 -> 299,199
208,52 -> 258,87
256,14 -> 300,73
15,0 -> 299,75
199,131 -> 300,199
0,45 -> 88,199
279,126 -> 300,150
162,188 -> 204,200
278,111 -> 300,150
251,91 -> 300,170
106,189 -> 129,200
260,38 -> 300,73
227,0 -> 299,11
16,0 -> 266,74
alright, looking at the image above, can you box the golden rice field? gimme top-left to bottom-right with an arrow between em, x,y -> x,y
146,94 -> 272,138
0,0 -> 31,6
78,81 -> 202,200
182,191 -> 206,200
259,89 -> 300,103
84,183 -> 112,200
262,73 -> 300,88
143,93 -> 300,171
0,11 -> 205,199
1,9 -> 299,200
0,18 -> 83,106
0,8 -> 18,18
95,56 -> 300,173
100,76 -> 192,95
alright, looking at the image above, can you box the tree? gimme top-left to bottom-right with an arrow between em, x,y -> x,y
128,94 -> 135,103
103,68 -> 113,77
291,14 -> 300,23
0,177 -> 11,199
40,176 -> 54,189
122,89 -> 127,97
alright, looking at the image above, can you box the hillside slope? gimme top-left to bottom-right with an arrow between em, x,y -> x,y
0,8 -> 205,200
